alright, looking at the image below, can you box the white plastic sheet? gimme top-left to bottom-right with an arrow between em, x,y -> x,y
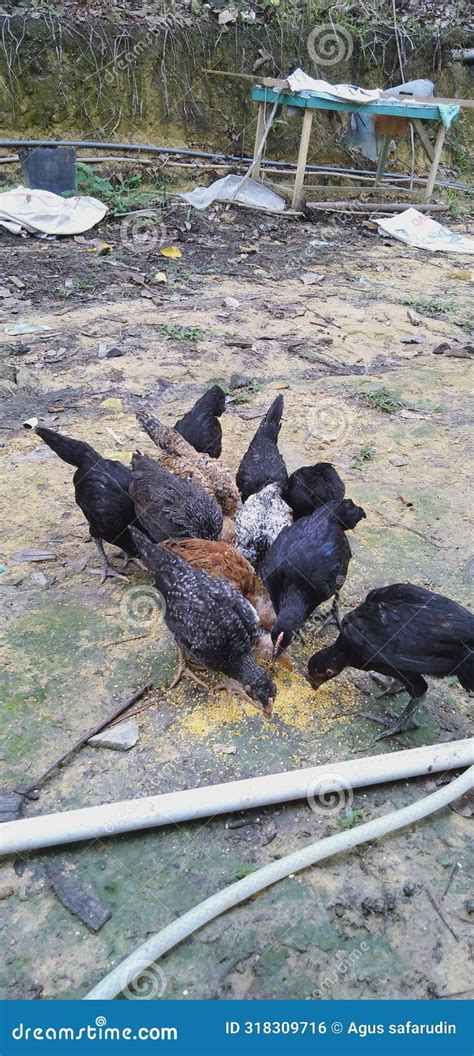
286,69 -> 381,104
0,186 -> 107,236
377,208 -> 474,254
180,174 -> 285,212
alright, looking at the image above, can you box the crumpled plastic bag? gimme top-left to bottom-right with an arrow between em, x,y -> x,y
180,174 -> 285,212
0,186 -> 107,236
377,208 -> 474,254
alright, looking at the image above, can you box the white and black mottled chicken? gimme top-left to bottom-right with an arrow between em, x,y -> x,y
35,426 -> 143,581
236,394 -> 288,503
131,528 -> 276,714
306,583 -> 474,740
174,384 -> 226,458
129,452 -> 223,542
263,498 -> 366,657
235,482 -> 292,574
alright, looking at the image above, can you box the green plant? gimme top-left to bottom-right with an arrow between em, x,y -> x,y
159,324 -> 205,342
228,864 -> 255,882
360,387 -> 398,414
58,279 -> 95,298
404,297 -> 456,317
76,162 -> 159,215
352,442 -> 375,468
340,808 -> 363,830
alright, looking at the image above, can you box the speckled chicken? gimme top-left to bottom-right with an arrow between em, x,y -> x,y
159,538 -> 256,596
136,409 -> 239,518
287,463 -> 345,520
175,384 -> 226,458
131,529 -> 276,714
159,537 -> 275,631
263,498 -> 366,657
236,394 -> 288,503
130,452 -> 223,542
306,583 -> 474,740
34,426 -> 143,581
235,482 -> 293,574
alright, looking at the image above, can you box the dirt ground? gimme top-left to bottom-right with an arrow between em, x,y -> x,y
0,201 -> 473,1002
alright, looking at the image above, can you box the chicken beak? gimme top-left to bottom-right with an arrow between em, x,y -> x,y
272,632 -> 284,660
304,667 -> 323,690
263,697 -> 273,717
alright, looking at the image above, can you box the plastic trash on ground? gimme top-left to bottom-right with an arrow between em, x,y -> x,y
377,208 -> 474,254
180,174 -> 285,212
0,186 -> 107,237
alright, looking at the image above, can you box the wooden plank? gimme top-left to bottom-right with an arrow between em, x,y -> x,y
204,71 -> 473,106
423,123 -> 447,202
306,201 -> 447,213
375,135 -> 390,185
412,119 -> 435,163
292,108 -> 313,209
251,88 -> 441,120
251,102 -> 267,180
251,87 -> 466,119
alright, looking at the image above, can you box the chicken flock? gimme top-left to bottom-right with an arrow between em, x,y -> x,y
32,383 -> 473,741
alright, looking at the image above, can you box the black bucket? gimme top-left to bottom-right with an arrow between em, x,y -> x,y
19,146 -> 77,196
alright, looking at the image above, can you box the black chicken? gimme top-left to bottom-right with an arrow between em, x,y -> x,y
287,463 -> 345,520
236,394 -> 288,503
306,583 -> 474,739
131,528 -> 276,714
175,384 -> 226,458
35,426 -> 141,581
129,452 -> 223,542
263,498 -> 366,657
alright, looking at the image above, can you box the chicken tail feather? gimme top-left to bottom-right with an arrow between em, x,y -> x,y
35,426 -> 95,467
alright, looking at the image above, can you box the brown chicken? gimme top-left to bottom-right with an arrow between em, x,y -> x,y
159,538 -> 275,631
159,538 -> 256,596
136,410 -> 240,518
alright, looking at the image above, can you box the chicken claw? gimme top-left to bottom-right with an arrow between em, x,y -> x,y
94,539 -> 128,583
170,650 -> 209,692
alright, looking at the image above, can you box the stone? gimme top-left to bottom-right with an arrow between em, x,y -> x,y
229,373 -> 251,389
88,719 -> 139,752
30,572 -> 49,588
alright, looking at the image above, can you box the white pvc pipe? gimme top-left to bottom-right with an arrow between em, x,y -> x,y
85,764 -> 474,999
2,739 -> 473,858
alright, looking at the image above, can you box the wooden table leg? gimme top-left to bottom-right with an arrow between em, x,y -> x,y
423,123 -> 446,202
374,135 -> 390,185
292,108 -> 313,209
251,102 -> 266,180
412,119 -> 435,163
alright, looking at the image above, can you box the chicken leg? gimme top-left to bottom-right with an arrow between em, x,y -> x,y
93,538 -> 128,583
170,649 -> 209,692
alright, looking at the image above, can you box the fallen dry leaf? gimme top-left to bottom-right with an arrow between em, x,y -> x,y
160,246 -> 182,259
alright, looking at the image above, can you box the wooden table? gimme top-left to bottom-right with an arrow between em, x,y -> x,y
251,85 -> 460,208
